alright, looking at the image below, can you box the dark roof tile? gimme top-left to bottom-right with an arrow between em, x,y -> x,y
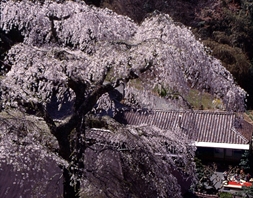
121,110 -> 252,145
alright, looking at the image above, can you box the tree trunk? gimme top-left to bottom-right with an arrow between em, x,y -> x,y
60,117 -> 85,198
63,168 -> 80,198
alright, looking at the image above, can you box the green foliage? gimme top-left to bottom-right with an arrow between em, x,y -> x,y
245,111 -> 253,122
219,192 -> 233,198
193,158 -> 218,194
154,84 -> 168,97
186,89 -> 214,110
203,40 -> 251,79
239,150 -> 251,171
158,87 -> 167,97
243,185 -> 253,198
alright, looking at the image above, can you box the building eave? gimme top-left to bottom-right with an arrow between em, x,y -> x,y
195,142 -> 249,150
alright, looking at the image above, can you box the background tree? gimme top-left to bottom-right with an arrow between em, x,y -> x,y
193,158 -> 224,195
240,150 -> 251,174
0,0 -> 247,197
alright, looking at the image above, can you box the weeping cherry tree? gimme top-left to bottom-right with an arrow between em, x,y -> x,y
0,0 -> 247,197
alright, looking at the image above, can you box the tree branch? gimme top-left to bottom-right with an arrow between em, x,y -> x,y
36,103 -> 58,136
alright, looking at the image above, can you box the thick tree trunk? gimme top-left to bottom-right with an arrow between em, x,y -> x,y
63,168 -> 80,198
59,118 -> 85,198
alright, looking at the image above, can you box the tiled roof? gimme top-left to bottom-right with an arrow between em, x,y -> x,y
118,110 -> 252,145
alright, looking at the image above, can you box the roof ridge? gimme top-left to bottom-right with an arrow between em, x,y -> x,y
149,109 -> 235,115
123,109 -> 251,146
230,127 -> 249,143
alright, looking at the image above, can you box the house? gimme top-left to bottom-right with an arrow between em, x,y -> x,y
116,109 -> 253,164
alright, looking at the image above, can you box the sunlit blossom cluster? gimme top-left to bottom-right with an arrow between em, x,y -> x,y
1,0 -> 246,112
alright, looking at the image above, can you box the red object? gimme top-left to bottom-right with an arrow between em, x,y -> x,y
243,182 -> 252,187
228,181 -> 252,187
